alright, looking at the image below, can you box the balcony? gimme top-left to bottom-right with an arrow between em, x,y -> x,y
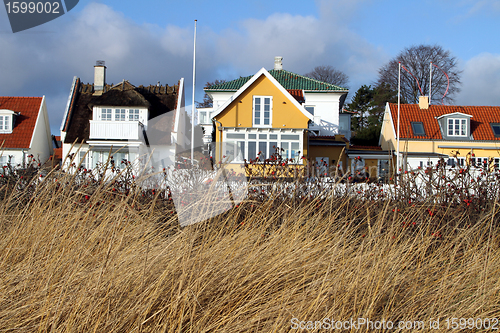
89,120 -> 143,140
309,118 -> 351,139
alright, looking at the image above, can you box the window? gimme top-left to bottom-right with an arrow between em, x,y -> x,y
115,109 -> 126,121
305,106 -> 315,115
411,122 -> 426,136
223,130 -> 303,163
253,96 -> 272,127
490,123 -> 500,137
447,118 -> 467,137
79,151 -> 88,169
0,115 -> 11,133
129,109 -> 140,121
100,108 -> 142,122
199,111 -> 207,124
101,108 -> 112,121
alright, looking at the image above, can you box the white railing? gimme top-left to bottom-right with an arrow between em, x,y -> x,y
89,121 -> 142,140
309,118 -> 351,139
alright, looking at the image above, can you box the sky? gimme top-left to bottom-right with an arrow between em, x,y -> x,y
1,0 -> 499,134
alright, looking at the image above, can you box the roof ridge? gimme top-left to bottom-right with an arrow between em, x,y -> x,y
268,68 -> 347,90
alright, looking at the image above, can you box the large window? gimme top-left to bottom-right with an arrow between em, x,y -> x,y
253,96 -> 272,127
447,118 -> 467,137
0,115 -> 12,133
100,108 -> 142,122
223,130 -> 302,163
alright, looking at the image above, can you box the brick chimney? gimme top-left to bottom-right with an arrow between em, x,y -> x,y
93,60 -> 106,96
274,56 -> 283,70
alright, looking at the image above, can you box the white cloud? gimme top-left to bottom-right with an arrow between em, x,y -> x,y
0,0 -> 389,133
456,53 -> 500,106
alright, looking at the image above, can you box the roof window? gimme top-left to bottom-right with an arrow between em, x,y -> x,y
411,122 -> 425,136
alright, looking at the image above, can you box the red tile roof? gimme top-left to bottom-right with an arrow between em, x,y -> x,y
287,89 -> 304,103
0,97 -> 42,149
53,147 -> 62,160
388,103 -> 500,141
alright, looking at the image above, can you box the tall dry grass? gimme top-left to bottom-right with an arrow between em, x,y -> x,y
0,169 -> 500,332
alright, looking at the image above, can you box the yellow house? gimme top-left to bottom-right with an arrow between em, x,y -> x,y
201,57 -> 350,177
379,98 -> 500,172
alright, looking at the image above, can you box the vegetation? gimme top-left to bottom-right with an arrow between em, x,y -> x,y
346,83 -> 398,146
304,65 -> 349,88
377,44 -> 462,104
1,155 -> 500,332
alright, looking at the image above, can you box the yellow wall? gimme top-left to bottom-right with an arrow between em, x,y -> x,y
215,74 -> 310,129
309,145 -> 347,168
213,73 -> 311,166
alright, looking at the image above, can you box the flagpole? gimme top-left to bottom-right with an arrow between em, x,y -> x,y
396,62 -> 401,178
429,62 -> 433,105
191,20 -> 197,165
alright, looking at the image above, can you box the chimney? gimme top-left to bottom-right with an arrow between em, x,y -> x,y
274,56 -> 283,70
419,96 -> 429,110
93,60 -> 106,95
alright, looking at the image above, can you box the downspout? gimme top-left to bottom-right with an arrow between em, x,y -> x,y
213,119 -> 223,164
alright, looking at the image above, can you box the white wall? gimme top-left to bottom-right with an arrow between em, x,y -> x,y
210,92 -> 236,110
303,92 -> 345,126
28,97 -> 53,164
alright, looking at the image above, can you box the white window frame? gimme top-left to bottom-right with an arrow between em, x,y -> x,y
253,96 -> 272,127
101,108 -> 113,121
222,129 -> 303,164
447,118 -> 467,137
98,108 -> 144,123
115,108 -> 126,121
0,115 -> 12,133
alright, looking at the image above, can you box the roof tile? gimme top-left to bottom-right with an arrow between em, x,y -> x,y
389,103 -> 500,141
206,69 -> 348,92
0,97 -> 42,149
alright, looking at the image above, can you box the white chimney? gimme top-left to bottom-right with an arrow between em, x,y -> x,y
274,56 -> 283,70
93,60 -> 106,95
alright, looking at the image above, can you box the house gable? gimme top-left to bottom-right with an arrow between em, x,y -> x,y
0,96 -> 43,149
214,68 -> 312,129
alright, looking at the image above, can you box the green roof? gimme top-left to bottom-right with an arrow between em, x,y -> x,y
205,69 -> 348,92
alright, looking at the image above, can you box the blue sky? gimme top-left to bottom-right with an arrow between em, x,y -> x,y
1,0 -> 499,134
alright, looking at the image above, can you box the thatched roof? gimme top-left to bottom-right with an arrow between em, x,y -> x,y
63,80 -> 179,144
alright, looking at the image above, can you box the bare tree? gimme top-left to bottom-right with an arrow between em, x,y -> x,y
304,65 -> 349,88
377,44 -> 462,104
196,79 -> 227,108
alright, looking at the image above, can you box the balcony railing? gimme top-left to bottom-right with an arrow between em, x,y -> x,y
89,120 -> 143,140
309,118 -> 351,139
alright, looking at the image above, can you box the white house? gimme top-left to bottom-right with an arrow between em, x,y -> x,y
0,96 -> 53,168
60,61 -> 189,173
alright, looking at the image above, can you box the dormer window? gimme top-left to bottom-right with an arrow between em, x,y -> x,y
0,113 -> 13,134
447,118 -> 467,137
97,108 -> 145,123
436,112 -> 472,140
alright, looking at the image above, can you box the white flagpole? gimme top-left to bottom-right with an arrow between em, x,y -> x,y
191,20 -> 197,165
396,62 -> 401,177
429,62 -> 433,105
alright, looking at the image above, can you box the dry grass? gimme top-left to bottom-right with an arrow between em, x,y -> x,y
1,170 -> 500,332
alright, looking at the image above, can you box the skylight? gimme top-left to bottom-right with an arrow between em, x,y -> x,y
411,122 -> 425,136
490,123 -> 500,138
